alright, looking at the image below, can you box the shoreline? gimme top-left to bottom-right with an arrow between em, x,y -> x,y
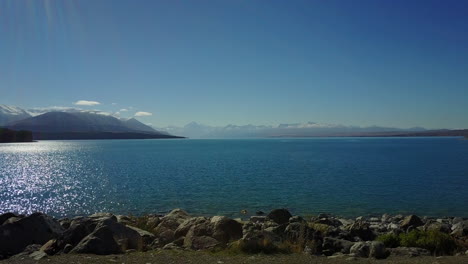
1,209 -> 467,261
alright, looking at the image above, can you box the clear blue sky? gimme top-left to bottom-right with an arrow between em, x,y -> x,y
1,0 -> 467,129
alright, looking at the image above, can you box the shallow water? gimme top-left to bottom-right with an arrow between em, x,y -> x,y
1,137 -> 467,218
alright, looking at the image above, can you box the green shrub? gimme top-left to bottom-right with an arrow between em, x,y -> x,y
377,230 -> 457,255
400,230 -> 457,255
377,233 -> 400,248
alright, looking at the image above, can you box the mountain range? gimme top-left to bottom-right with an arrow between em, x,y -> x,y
0,104 -> 181,140
156,122 -> 435,139
1,104 -> 467,139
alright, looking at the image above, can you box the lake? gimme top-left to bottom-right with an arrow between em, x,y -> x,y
1,137 -> 467,218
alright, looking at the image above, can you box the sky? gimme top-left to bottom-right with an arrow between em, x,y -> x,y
1,0 -> 468,129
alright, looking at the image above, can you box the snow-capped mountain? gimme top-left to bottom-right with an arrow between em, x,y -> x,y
157,122 -> 427,138
8,111 -> 164,134
0,105 -> 32,126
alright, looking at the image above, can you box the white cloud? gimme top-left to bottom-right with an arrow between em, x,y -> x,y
111,103 -> 117,105
135,111 -> 153,117
74,100 -> 101,106
119,108 -> 128,112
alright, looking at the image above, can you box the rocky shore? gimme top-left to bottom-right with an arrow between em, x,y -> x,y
1,209 -> 468,261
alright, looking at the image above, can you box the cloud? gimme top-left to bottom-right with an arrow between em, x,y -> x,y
135,111 -> 153,117
119,108 -> 128,112
74,100 -> 101,106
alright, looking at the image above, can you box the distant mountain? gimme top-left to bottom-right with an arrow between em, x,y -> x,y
7,111 -> 182,139
123,118 -> 158,133
0,105 -> 32,126
158,122 -> 429,138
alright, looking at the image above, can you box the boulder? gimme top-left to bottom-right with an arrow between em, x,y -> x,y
174,217 -> 208,239
346,220 -> 375,241
400,215 -> 424,230
210,216 -> 243,244
153,209 -> 190,242
390,247 -> 431,257
322,237 -> 354,255
69,216 -> 143,254
350,242 -> 370,257
451,221 -> 468,237
266,209 -> 292,225
423,221 -> 451,233
70,226 -> 122,255
369,241 -> 388,259
60,214 -> 116,247
285,222 -> 314,243
127,226 -> 156,247
0,213 -> 64,257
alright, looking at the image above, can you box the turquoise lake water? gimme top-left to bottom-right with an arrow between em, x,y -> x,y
1,138 -> 467,218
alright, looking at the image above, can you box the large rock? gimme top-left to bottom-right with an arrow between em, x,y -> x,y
127,226 -> 156,247
153,209 -> 190,244
183,220 -> 213,249
70,226 -> 122,255
69,216 -> 143,254
369,241 -> 388,259
451,220 -> 468,237
350,242 -> 370,257
346,220 -> 375,241
284,222 -> 314,243
60,214 -> 116,247
174,217 -> 208,239
322,237 -> 354,255
266,209 -> 292,225
349,241 -> 388,259
210,216 -> 243,244
423,220 -> 451,233
0,213 -> 64,257
400,215 -> 424,230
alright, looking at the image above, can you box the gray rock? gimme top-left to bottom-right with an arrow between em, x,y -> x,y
400,215 -> 424,230
174,217 -> 208,239
423,221 -> 451,233
346,220 -> 375,241
69,217 -> 143,254
61,214 -> 117,247
322,237 -> 354,254
369,241 -> 388,259
127,226 -> 156,247
450,221 -> 468,237
153,209 -> 190,241
0,213 -> 64,257
70,226 -> 122,255
210,216 -> 243,244
266,209 -> 292,225
390,247 -> 431,257
350,242 -> 370,257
